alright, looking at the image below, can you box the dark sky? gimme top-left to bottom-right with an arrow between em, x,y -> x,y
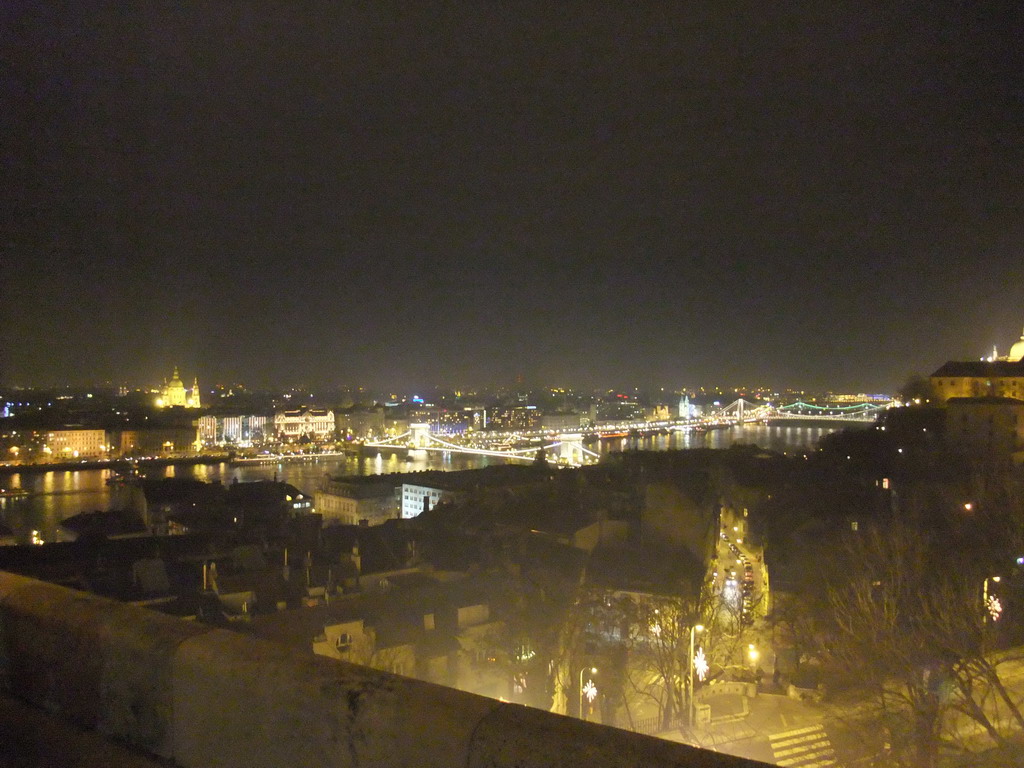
4,2 -> 1023,393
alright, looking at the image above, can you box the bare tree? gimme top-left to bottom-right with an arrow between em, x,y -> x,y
620,592 -> 699,730
821,512 -> 1024,768
612,575 -> 764,732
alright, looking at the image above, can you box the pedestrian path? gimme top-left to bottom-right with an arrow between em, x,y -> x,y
769,723 -> 837,768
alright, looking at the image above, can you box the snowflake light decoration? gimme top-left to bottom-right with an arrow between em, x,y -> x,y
583,678 -> 598,703
987,595 -> 1003,622
693,647 -> 709,682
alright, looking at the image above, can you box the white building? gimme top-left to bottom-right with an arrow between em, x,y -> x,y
400,483 -> 455,519
198,414 -> 272,446
274,408 -> 336,442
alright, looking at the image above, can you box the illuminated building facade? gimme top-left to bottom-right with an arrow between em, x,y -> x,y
930,327 -> 1024,403
400,483 -> 457,519
274,407 -> 335,442
45,429 -> 106,459
198,415 -> 272,446
485,406 -> 541,431
594,399 -> 645,423
156,368 -> 202,408
930,362 -> 1024,402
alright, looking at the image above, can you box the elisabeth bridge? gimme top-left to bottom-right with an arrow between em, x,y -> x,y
362,399 -> 895,467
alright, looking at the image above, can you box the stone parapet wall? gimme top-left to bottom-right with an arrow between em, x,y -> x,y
0,571 -> 765,768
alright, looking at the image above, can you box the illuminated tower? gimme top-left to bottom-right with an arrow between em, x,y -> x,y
188,378 -> 202,408
678,394 -> 691,418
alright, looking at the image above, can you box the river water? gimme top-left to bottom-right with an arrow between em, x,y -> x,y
0,424 -> 846,545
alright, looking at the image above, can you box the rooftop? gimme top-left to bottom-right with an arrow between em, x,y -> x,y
931,360 -> 1024,378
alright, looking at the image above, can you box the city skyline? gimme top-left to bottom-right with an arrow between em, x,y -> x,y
4,3 -> 1023,392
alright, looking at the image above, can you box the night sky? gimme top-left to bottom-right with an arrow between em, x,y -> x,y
4,2 -> 1023,393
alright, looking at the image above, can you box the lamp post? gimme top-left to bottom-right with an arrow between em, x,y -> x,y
748,643 -> 760,672
688,624 -> 704,726
579,666 -> 597,720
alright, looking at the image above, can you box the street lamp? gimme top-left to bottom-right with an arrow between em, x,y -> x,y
748,643 -> 760,671
688,624 -> 704,726
579,666 -> 597,721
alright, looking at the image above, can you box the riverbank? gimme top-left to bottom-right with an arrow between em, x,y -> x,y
0,454 -> 231,478
0,425 -> 854,545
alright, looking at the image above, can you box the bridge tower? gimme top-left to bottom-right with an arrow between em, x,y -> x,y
410,423 -> 431,448
557,433 -> 585,465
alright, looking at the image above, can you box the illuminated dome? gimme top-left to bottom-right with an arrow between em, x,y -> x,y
1009,328 -> 1024,362
156,367 -> 201,408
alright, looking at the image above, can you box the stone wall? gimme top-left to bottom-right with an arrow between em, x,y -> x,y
0,571 -> 766,768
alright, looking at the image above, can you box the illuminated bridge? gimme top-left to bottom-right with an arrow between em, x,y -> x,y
359,400 -> 893,466
770,400 -> 893,422
365,424 -> 602,466
710,398 -> 893,424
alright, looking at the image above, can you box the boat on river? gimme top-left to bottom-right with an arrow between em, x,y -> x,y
106,464 -> 143,486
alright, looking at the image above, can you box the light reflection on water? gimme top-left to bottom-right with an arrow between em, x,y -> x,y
0,424 -> 847,545
600,423 -> 841,454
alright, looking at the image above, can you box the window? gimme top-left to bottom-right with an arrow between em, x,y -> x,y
336,632 -> 353,653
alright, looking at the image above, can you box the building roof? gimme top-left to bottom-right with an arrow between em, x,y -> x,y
245,571 -> 501,651
396,464 -> 552,492
326,464 -> 552,494
226,480 -> 309,506
320,522 -> 416,573
277,407 -> 333,417
320,479 -> 396,499
931,360 -> 1024,378
586,541 -> 705,598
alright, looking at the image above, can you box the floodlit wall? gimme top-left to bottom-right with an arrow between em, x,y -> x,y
0,571 -> 765,768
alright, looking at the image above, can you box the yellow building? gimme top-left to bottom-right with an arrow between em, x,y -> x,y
156,368 -> 202,408
45,429 -> 107,459
930,328 -> 1024,403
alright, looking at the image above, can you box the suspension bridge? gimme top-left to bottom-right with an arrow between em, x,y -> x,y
714,398 -> 893,423
364,423 -> 602,466
359,400 -> 896,466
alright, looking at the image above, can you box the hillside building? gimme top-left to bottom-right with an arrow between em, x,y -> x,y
930,328 -> 1024,403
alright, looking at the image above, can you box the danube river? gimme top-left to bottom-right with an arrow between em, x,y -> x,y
0,423 -> 849,545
